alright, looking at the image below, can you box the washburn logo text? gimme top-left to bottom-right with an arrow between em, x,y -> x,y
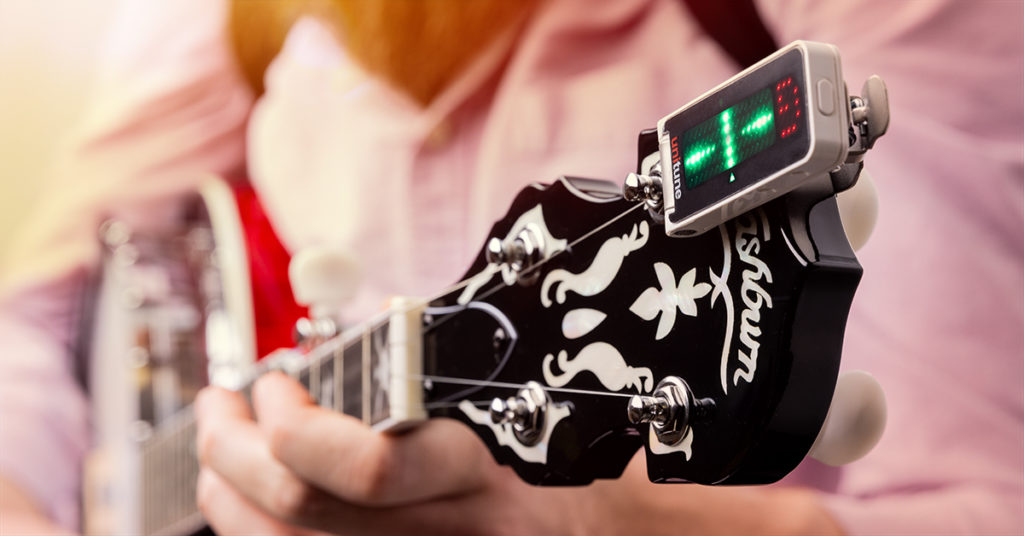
732,212 -> 772,386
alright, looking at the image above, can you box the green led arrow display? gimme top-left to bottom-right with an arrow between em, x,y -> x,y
681,88 -> 776,189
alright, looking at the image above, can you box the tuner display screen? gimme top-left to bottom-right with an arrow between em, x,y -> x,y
681,87 -> 775,188
663,48 -> 811,224
681,77 -> 803,189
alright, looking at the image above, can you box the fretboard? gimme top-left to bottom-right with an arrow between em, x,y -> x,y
231,314 -> 397,425
289,315 -> 395,425
140,315 -> 398,536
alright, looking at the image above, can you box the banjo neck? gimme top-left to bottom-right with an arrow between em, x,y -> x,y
137,299 -> 428,536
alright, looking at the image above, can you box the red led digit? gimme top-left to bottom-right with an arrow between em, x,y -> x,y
774,75 -> 801,138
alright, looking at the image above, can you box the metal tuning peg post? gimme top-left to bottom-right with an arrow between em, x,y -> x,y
288,246 -> 361,347
489,381 -> 550,446
847,75 -> 890,160
292,316 -> 340,347
627,376 -> 714,447
831,76 -> 889,193
485,227 -> 544,284
623,162 -> 664,213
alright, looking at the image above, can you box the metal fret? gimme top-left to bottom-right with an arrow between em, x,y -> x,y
369,322 -> 391,425
333,347 -> 343,412
361,328 -> 371,424
316,353 -> 334,409
310,353 -> 320,403
342,334 -> 363,419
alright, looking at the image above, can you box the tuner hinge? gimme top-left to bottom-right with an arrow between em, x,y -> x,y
628,376 -> 714,447
489,381 -> 549,446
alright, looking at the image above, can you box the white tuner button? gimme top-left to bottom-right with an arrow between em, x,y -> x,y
808,370 -> 887,466
288,246 -> 362,320
836,169 -> 879,252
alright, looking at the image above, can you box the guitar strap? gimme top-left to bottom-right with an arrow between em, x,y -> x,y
680,0 -> 778,69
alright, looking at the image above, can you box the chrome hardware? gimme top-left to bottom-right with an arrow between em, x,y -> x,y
484,237 -> 506,264
847,75 -> 890,160
484,226 -> 545,283
489,381 -> 550,446
849,96 -> 867,123
623,164 -> 664,213
293,316 -> 339,347
492,327 -> 508,350
627,376 -> 714,446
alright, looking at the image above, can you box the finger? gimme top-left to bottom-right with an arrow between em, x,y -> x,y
251,372 -> 494,506
197,468 -> 320,536
275,486 -> 497,536
194,386 -> 255,468
194,386 -> 334,523
194,386 -> 252,427
198,430 -> 496,536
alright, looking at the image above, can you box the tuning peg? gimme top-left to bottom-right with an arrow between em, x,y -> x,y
627,376 -> 714,447
484,230 -> 543,282
850,75 -> 890,150
622,170 -> 664,213
489,382 -> 549,446
808,370 -> 887,466
288,246 -> 362,322
836,168 -> 879,252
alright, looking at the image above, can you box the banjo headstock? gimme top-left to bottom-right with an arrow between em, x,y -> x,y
422,174 -> 861,485
419,40 -> 890,486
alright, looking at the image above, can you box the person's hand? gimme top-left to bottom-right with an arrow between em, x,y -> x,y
194,371 -> 588,535
194,371 -> 843,536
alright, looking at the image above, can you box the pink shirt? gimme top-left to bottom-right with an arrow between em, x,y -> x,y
1,0 -> 1021,532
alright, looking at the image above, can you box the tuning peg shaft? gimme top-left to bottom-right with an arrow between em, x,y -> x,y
488,382 -> 549,446
628,376 -> 714,447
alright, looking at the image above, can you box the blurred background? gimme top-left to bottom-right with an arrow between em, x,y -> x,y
0,1 -> 115,266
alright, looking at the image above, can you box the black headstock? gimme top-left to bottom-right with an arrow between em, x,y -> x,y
422,175 -> 860,486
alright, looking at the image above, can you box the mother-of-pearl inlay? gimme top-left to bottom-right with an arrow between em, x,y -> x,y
561,308 -> 606,339
648,426 -> 693,460
458,400 -> 571,464
458,205 -> 567,305
540,221 -> 649,307
543,342 -> 653,393
629,263 -> 711,340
